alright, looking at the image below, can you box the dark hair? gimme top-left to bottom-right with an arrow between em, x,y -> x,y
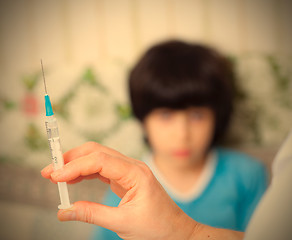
128,40 -> 235,146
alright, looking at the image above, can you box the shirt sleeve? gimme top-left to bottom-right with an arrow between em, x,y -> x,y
90,189 -> 122,240
244,130 -> 292,240
237,160 -> 268,231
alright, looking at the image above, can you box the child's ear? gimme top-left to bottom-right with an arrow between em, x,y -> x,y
140,119 -> 147,132
143,135 -> 150,147
141,122 -> 150,147
141,123 -> 148,138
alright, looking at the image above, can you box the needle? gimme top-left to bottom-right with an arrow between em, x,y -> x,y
40,59 -> 48,95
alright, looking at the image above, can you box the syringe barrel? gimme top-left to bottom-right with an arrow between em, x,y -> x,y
45,116 -> 64,170
57,182 -> 71,209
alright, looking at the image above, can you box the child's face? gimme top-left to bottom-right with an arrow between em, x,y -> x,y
144,107 -> 215,168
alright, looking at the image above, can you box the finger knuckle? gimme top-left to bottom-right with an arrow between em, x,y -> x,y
76,202 -> 95,224
138,162 -> 153,178
82,206 -> 95,224
85,141 -> 99,149
94,151 -> 109,161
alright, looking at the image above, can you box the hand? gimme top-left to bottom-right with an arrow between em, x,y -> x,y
41,142 -> 198,240
41,142 -> 244,240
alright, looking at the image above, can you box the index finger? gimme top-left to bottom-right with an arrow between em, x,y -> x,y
63,142 -> 125,164
41,142 -> 125,179
51,151 -> 138,191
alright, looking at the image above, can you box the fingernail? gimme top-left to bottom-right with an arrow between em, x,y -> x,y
60,210 -> 76,221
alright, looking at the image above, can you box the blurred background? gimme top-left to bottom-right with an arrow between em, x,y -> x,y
0,0 -> 291,239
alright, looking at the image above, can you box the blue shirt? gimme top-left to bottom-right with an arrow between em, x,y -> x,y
91,148 -> 268,240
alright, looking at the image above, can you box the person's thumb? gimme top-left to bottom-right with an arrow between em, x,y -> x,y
57,201 -> 123,230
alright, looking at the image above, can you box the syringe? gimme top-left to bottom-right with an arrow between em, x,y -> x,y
41,60 -> 73,209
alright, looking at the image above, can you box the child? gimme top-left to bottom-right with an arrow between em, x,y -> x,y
92,40 -> 268,239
